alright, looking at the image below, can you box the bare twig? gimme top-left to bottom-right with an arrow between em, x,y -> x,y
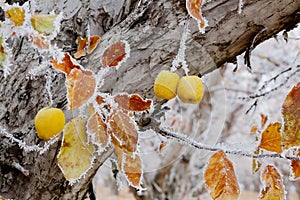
157,127 -> 300,161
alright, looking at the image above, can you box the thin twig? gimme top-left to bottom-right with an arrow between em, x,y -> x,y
157,127 -> 300,161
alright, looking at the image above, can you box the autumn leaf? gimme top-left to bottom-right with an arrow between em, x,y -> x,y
289,148 -> 300,180
74,35 -> 101,59
109,110 -> 139,153
186,0 -> 206,29
86,112 -> 110,151
51,53 -> 96,110
5,7 -> 25,26
282,82 -> 300,149
0,37 -> 8,67
122,151 -> 143,188
204,150 -> 240,200
101,41 -> 129,68
29,34 -> 50,49
258,122 -> 282,153
260,114 -> 268,129
252,148 -> 262,174
31,14 -> 58,36
114,93 -> 152,112
259,165 -> 285,200
57,116 -> 94,182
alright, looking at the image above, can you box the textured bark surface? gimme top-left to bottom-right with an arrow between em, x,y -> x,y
0,0 -> 299,199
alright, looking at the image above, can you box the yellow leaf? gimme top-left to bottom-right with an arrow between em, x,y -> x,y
282,82 -> 300,149
5,7 -> 25,26
258,122 -> 282,153
204,150 -> 240,200
57,116 -> 94,181
31,14 -> 58,36
259,165 -> 285,200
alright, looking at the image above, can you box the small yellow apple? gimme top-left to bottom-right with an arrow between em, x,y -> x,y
154,70 -> 180,100
177,76 -> 204,104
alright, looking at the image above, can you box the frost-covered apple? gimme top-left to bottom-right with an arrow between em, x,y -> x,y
177,75 -> 204,104
34,107 -> 65,140
154,70 -> 180,100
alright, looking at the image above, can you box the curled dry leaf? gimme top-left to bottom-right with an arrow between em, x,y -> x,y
74,35 -> 101,59
51,53 -> 96,110
57,116 -> 94,181
186,0 -> 206,29
204,150 -> 240,200
87,112 -> 110,151
258,122 -> 282,153
114,93 -> 152,112
101,41 -> 129,68
259,165 -> 285,200
30,14 -> 58,36
5,7 -> 25,26
109,110 -> 139,153
282,82 -> 300,149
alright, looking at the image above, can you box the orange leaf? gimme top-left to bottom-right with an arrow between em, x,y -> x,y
114,93 -> 152,112
123,151 -> 142,188
258,122 -> 282,153
186,0 -> 205,29
101,41 -> 128,67
290,148 -> 300,180
259,165 -> 285,200
282,82 -> 300,149
204,150 -> 240,200
5,7 -> 25,26
87,112 -> 110,150
109,110 -> 139,153
260,114 -> 268,129
51,53 -> 81,75
74,35 -> 101,59
66,68 -> 96,110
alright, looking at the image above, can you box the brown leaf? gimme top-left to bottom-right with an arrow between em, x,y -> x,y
73,35 -> 101,59
101,41 -> 128,67
123,151 -> 142,188
260,114 -> 268,129
114,93 -> 152,112
29,34 -> 50,49
186,0 -> 205,29
290,148 -> 300,180
109,110 -> 139,153
87,112 -> 110,150
51,53 -> 81,75
204,150 -> 240,200
258,122 -> 282,153
282,82 -> 300,149
259,165 -> 285,200
252,158 -> 262,174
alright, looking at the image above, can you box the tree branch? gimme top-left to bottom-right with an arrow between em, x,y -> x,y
157,127 -> 300,161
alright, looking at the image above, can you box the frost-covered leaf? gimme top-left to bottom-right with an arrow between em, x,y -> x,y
51,53 -> 96,110
259,122 -> 282,153
122,151 -> 143,188
204,150 -> 240,200
57,116 -> 94,182
259,165 -> 285,200
29,34 -> 50,49
289,148 -> 300,180
5,7 -> 25,26
0,37 -> 8,66
109,110 -> 139,153
87,112 -> 110,151
66,68 -> 96,110
186,0 -> 206,30
51,53 -> 81,75
74,35 -> 101,59
252,149 -> 262,174
101,41 -> 130,68
114,93 -> 152,112
282,82 -> 300,149
31,14 -> 59,36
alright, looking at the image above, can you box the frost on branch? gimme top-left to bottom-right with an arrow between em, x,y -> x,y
259,165 -> 285,200
204,150 -> 240,200
57,116 -> 95,183
281,82 -> 300,149
258,122 -> 282,153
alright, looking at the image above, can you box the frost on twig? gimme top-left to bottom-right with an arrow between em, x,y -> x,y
238,0 -> 243,14
171,21 -> 190,75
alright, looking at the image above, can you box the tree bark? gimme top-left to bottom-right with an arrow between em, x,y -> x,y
0,0 -> 299,199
